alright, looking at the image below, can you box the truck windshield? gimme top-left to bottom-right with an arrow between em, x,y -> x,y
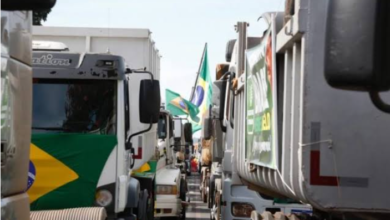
32,79 -> 117,134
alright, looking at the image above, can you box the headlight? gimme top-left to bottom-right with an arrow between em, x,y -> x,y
231,202 -> 255,217
156,185 -> 177,195
95,189 -> 113,207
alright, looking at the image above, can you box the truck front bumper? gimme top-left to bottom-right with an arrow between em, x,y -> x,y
154,195 -> 182,218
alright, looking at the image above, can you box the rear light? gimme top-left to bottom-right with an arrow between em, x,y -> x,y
156,185 -> 178,195
231,202 -> 255,217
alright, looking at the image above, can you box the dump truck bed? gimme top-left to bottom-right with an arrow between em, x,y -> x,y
235,0 -> 390,214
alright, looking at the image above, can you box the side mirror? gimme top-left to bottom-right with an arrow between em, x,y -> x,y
325,0 -> 390,91
158,116 -> 167,140
173,119 -> 182,139
139,80 -> 160,124
2,0 -> 56,10
203,118 -> 212,140
212,80 -> 227,120
184,123 -> 193,142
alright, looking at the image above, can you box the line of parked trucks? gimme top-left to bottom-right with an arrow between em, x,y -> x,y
2,1 -> 194,220
199,1 -> 390,220
2,0 -> 390,220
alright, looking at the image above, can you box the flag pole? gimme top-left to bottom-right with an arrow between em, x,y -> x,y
190,43 -> 207,102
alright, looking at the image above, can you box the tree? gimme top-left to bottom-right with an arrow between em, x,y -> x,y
33,9 -> 51,26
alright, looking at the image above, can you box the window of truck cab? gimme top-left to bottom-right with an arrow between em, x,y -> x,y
32,79 -> 117,135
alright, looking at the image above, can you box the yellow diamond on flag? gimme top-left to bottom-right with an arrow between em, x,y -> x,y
28,143 -> 79,203
134,162 -> 151,173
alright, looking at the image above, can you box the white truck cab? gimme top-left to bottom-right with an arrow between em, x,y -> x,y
154,111 -> 187,219
29,46 -> 161,220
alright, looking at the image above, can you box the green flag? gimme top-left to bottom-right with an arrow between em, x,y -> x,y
190,45 -> 213,133
166,89 -> 199,122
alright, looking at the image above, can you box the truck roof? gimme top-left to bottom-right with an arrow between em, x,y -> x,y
33,26 -> 161,80
32,51 -> 126,80
33,41 -> 69,51
33,26 -> 152,39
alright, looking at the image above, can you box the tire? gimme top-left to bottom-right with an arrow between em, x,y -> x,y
203,177 -> 209,203
208,175 -> 216,208
184,162 -> 190,176
201,171 -> 206,202
180,208 -> 186,220
186,166 -> 191,176
180,178 -> 186,201
180,178 -> 187,220
137,189 -> 148,220
117,207 -> 133,220
216,192 -> 222,220
146,188 -> 154,220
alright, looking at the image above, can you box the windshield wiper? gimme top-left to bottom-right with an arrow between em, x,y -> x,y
32,126 -> 65,131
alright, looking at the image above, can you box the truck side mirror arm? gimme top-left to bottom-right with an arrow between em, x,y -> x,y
124,68 -> 160,168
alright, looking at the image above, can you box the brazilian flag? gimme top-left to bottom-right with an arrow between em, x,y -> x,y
166,89 -> 199,122
28,133 -> 117,210
190,45 -> 213,133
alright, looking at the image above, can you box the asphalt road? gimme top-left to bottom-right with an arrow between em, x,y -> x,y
186,173 -> 210,220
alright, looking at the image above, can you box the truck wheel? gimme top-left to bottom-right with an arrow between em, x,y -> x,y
186,161 -> 191,176
117,208 -> 134,220
203,178 -> 209,203
180,178 -> 187,220
146,189 -> 155,220
216,191 -> 222,220
180,178 -> 186,201
137,189 -> 149,220
208,175 -> 216,208
180,207 -> 186,220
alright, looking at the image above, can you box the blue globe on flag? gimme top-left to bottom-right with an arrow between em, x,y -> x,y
179,100 -> 187,111
27,160 -> 36,190
192,86 -> 204,107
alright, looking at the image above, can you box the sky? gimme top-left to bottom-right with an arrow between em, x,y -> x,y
43,0 -> 284,101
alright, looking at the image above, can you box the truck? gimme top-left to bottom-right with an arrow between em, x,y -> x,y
32,27 -> 161,172
212,0 -> 390,220
204,51 -> 311,220
154,110 -> 189,219
29,42 -> 161,220
29,27 -> 161,219
1,1 -> 55,220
